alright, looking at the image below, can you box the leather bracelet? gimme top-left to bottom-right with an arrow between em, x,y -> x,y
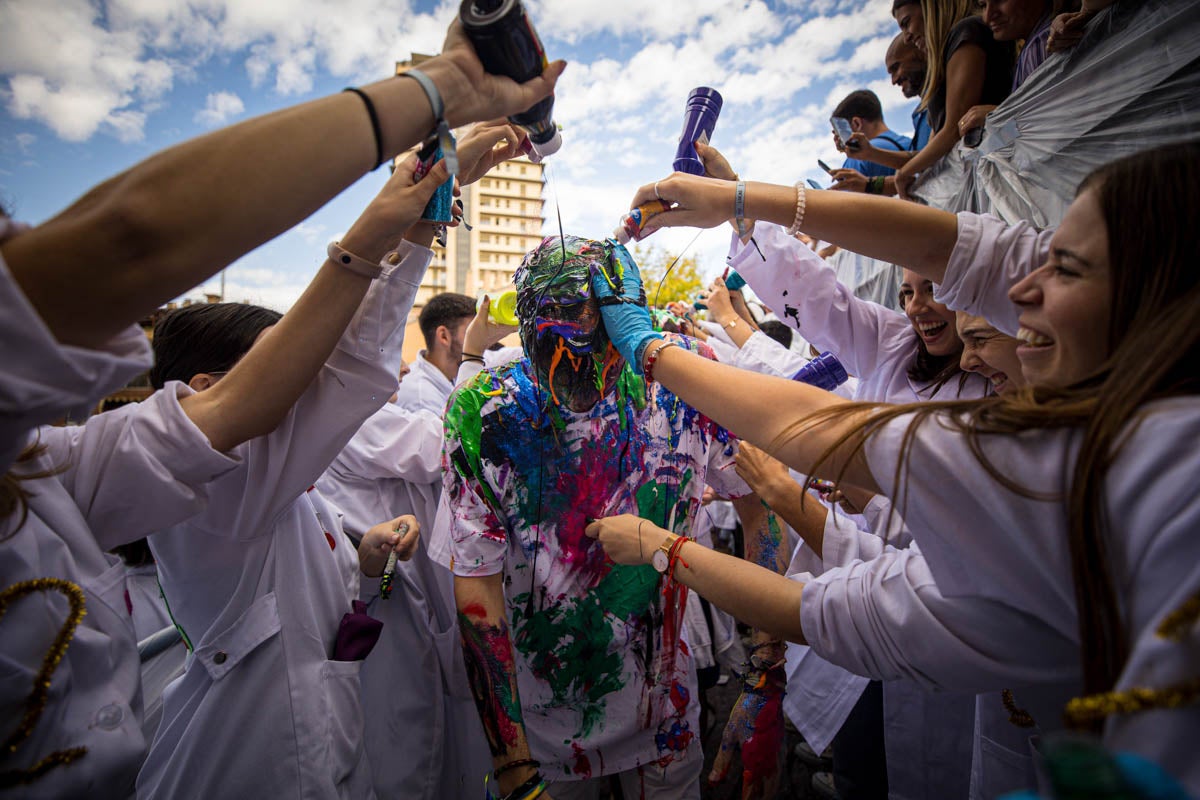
403,68 -> 459,178
327,241 -> 383,279
461,351 -> 485,361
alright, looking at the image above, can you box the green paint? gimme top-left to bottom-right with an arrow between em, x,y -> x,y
635,469 -> 693,530
445,376 -> 500,509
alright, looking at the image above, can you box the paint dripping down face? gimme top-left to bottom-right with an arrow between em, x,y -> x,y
515,235 -> 626,411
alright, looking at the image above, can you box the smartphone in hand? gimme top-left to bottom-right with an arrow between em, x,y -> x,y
830,117 -> 859,151
806,178 -> 823,190
817,159 -> 834,174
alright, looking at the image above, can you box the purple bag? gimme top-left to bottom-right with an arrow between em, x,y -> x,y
333,600 -> 383,661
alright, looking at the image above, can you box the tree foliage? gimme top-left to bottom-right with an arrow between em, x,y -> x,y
629,244 -> 705,310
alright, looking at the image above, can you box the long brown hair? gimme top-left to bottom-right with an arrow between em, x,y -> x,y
918,0 -> 985,112
1,438 -> 63,540
789,140 -> 1200,716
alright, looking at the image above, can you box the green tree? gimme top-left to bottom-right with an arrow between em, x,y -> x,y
629,244 -> 705,309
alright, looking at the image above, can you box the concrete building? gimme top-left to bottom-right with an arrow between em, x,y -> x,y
396,55 -> 546,361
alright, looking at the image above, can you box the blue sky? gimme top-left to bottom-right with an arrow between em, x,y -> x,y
0,0 -> 917,310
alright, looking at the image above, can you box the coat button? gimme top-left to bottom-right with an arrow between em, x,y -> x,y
94,703 -> 124,730
213,651 -> 228,665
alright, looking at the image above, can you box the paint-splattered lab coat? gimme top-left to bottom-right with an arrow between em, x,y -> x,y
434,336 -> 749,781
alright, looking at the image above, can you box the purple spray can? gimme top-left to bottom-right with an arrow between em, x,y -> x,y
673,87 -> 723,175
791,352 -> 849,392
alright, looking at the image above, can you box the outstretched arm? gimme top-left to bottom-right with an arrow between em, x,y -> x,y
1,21 -> 564,348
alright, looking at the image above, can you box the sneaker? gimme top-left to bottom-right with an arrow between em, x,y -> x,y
811,771 -> 841,800
793,740 -> 833,770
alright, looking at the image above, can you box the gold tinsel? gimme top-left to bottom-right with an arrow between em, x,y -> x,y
0,578 -> 89,788
1064,678 -> 1200,728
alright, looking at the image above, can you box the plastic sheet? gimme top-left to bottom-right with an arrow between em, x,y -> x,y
912,0 -> 1200,225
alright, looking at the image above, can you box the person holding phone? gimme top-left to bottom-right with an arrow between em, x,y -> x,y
829,90 -> 912,185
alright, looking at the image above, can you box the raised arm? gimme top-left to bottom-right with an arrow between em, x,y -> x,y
0,21 -> 564,348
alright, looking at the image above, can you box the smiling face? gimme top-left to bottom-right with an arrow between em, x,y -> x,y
956,312 -> 1025,394
900,269 -> 961,357
515,235 -> 623,411
983,0 -> 1047,41
894,1 -> 927,53
886,36 -> 927,99
1008,189 -> 1112,387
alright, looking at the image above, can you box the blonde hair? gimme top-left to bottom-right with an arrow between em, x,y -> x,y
918,0 -> 985,112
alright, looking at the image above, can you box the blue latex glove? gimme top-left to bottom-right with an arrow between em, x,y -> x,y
592,242 -> 662,375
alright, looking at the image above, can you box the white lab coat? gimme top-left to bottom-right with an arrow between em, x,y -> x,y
727,223 -> 991,403
138,241 -> 430,800
316,401 -> 494,800
0,249 -> 237,799
392,350 -> 454,415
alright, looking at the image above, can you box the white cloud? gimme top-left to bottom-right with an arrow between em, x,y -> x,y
194,90 -> 245,126
14,132 -> 36,155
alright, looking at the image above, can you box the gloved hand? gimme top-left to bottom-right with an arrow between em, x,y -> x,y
591,244 -> 662,375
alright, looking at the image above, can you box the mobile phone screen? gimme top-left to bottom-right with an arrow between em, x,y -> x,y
817,159 -> 834,175
830,117 -> 858,151
807,178 -> 822,190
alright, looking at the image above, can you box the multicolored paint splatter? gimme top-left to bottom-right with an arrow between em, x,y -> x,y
444,331 -> 746,778
458,603 -> 524,756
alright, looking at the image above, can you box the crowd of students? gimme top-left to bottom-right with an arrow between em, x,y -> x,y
2,2 -> 1197,800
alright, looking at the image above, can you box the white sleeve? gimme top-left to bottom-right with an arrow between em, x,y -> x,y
332,404 -> 443,485
731,330 -> 811,379
935,213 -> 1055,336
800,549 -> 1080,691
820,508 -> 891,567
455,359 -> 487,387
193,241 -> 432,538
0,253 -> 152,471
727,224 -> 913,381
43,385 -> 241,551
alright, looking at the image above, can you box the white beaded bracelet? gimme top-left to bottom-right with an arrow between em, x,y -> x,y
327,241 -> 383,279
784,182 -> 808,237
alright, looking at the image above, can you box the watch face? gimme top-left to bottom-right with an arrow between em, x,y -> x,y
652,550 -> 669,573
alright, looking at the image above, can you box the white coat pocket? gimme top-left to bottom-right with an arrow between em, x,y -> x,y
193,592 -> 282,680
320,658 -> 370,795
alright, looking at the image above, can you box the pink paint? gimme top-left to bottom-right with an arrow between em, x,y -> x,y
740,690 -> 785,788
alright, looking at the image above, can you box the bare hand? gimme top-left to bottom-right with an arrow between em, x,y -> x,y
698,277 -> 737,326
956,104 -> 996,137
422,20 -> 566,129
358,515 -> 420,577
585,514 -> 661,566
456,120 -> 526,187
694,141 -> 738,182
629,173 -> 738,237
845,131 -> 874,158
1047,10 -> 1091,53
463,294 -> 517,356
829,168 -> 867,193
340,154 -> 448,259
894,164 -> 917,201
733,443 -> 792,505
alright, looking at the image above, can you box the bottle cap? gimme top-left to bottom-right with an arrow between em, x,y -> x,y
486,290 -> 519,327
528,129 -> 561,162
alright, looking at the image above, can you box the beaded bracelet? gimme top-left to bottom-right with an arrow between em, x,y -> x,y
784,181 -> 808,237
643,341 -> 678,384
327,242 -> 383,279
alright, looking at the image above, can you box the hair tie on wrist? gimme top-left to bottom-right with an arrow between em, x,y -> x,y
327,241 -> 383,279
403,68 -> 458,179
343,88 -> 384,171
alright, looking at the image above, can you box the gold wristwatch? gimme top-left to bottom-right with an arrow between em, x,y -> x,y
652,532 -> 680,573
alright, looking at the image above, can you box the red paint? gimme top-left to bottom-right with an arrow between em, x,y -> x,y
571,742 -> 592,779
740,690 -> 785,788
324,531 -> 336,550
461,602 -> 489,619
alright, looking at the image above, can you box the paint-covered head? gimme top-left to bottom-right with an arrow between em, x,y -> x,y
515,235 -> 629,409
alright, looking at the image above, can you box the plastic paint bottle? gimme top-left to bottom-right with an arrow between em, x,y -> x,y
612,200 -> 671,244
483,290 -> 519,327
723,270 -> 747,292
673,87 -> 724,176
791,351 -> 849,391
460,0 -> 562,161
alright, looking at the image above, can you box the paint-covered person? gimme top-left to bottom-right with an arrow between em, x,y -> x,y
431,236 -> 785,799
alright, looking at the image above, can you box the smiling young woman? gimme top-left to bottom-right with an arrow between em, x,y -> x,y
587,140 -> 1200,790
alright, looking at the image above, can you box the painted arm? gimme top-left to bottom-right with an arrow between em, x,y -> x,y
707,496 -> 788,797
1,22 -> 564,348
894,45 -> 988,199
455,574 -> 550,799
734,443 -> 829,560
